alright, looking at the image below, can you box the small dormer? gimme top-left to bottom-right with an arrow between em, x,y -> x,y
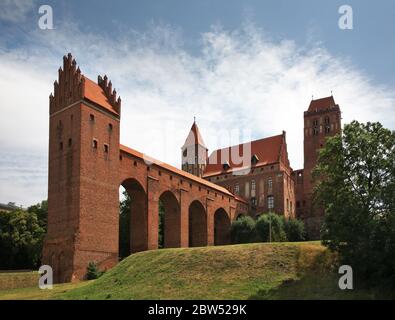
223,161 -> 230,171
251,154 -> 259,166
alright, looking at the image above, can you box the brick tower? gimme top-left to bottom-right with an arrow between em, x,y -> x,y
42,53 -> 121,282
302,96 -> 341,237
181,119 -> 208,177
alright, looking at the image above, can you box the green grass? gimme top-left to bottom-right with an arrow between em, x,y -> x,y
0,242 -> 392,300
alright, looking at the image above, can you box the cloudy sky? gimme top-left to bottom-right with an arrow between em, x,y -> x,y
0,0 -> 394,207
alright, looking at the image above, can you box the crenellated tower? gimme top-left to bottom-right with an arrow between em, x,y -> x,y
43,53 -> 122,282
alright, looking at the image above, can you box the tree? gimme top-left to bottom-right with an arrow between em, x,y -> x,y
86,261 -> 104,280
27,200 -> 48,229
314,121 -> 395,287
255,213 -> 287,242
230,216 -> 256,244
0,209 -> 45,269
284,218 -> 306,242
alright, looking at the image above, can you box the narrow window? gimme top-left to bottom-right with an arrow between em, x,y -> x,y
59,141 -> 63,151
104,144 -> 109,153
268,195 -> 274,210
90,114 -> 95,122
268,178 -> 273,191
251,179 -> 256,191
92,139 -> 98,149
133,161 -> 137,166
68,138 -> 72,147
313,118 -> 319,136
235,184 -> 240,195
108,123 -> 113,131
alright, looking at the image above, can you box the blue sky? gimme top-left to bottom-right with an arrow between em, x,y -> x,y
0,0 -> 394,206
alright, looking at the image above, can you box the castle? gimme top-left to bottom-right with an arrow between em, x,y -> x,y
42,54 -> 341,283
181,96 -> 341,238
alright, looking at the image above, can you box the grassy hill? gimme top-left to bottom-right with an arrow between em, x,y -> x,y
0,242 -> 389,300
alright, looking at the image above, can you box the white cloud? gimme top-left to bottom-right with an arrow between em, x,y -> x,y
0,21 -> 394,206
0,0 -> 35,23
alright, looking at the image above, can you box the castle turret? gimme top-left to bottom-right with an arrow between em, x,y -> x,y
181,119 -> 208,177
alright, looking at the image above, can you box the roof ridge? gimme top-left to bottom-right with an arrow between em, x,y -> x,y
209,133 -> 283,155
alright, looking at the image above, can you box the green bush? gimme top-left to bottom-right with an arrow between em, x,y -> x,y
284,218 -> 306,242
86,261 -> 104,280
255,213 -> 287,242
230,216 -> 256,244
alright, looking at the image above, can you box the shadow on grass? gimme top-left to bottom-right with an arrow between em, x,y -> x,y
248,248 -> 394,300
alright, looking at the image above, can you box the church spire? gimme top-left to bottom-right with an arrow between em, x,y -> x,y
181,119 -> 208,177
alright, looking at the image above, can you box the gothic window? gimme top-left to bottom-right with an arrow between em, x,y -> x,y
324,116 -> 330,124
183,149 -> 187,157
268,195 -> 274,210
245,181 -> 250,198
325,118 -> 331,133
251,179 -> 256,191
251,197 -> 257,207
313,118 -> 319,136
268,178 -> 273,192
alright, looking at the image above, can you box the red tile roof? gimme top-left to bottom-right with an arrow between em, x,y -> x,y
182,121 -> 206,147
203,134 -> 284,177
119,144 -> 234,196
83,76 -> 119,116
308,96 -> 336,112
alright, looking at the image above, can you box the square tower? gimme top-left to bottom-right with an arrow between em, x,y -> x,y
302,96 -> 341,237
43,54 -> 122,282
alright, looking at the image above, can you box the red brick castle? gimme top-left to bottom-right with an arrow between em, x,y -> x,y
43,54 -> 341,282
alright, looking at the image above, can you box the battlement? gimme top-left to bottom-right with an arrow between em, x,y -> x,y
49,53 -> 85,115
98,75 -> 121,114
49,53 -> 121,116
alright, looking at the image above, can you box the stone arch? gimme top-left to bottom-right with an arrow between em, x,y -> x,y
214,208 -> 231,245
235,213 -> 245,221
120,178 -> 148,255
159,190 -> 181,248
188,200 -> 207,247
